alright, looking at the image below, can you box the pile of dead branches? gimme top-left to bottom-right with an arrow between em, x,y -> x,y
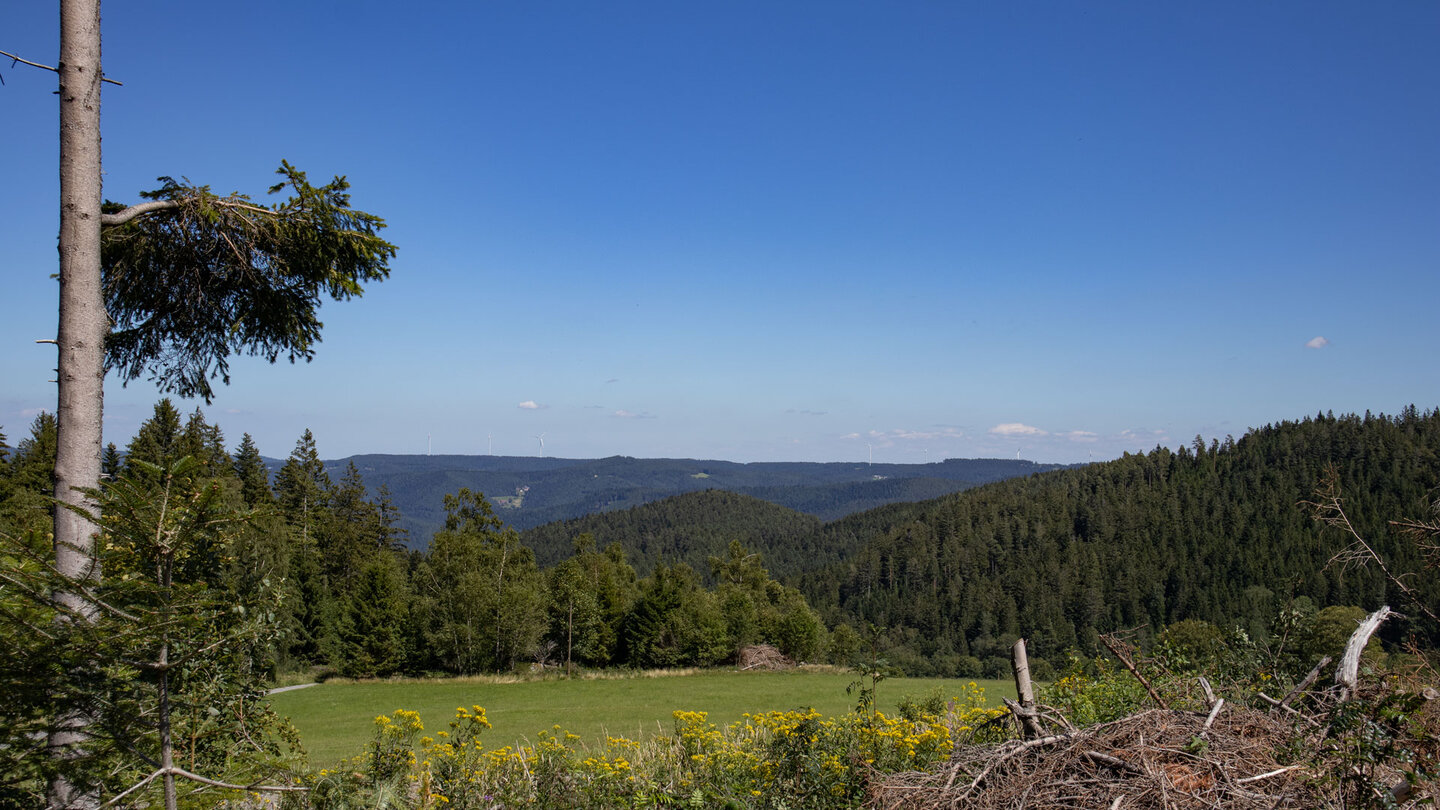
869,607 -> 1438,809
737,643 -> 793,671
871,704 -> 1312,809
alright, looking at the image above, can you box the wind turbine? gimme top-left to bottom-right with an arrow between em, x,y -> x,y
1016,447 -> 1021,460
867,443 -> 873,466
488,433 -> 493,455
536,433 -> 546,457
427,433 -> 432,456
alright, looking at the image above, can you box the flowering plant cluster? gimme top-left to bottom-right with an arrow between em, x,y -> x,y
304,684 -> 1008,809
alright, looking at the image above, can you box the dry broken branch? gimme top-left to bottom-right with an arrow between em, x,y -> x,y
1100,634 -> 1169,710
1304,469 -> 1440,626
1283,655 -> 1332,708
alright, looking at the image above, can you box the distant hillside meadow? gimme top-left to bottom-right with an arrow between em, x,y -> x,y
293,454 -> 1067,547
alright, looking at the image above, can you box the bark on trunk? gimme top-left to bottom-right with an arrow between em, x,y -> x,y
49,0 -> 106,807
1009,638 -> 1045,739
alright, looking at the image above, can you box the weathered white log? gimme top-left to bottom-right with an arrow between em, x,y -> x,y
1333,605 -> 1390,699
1010,638 -> 1045,739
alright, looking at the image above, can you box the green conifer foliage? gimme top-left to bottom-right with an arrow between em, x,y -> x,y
271,430 -> 335,663
336,556 -> 408,678
0,413 -> 59,540
622,563 -> 729,669
101,162 -> 396,403
232,433 -> 273,509
1,458 -> 298,805
123,399 -> 184,472
100,443 -> 122,483
546,535 -> 640,670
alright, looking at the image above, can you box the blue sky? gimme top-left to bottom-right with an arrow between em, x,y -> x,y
3,2 -> 1437,465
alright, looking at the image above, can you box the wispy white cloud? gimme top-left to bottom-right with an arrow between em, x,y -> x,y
517,400 -> 545,410
990,422 -> 1047,437
885,427 -> 963,441
845,427 -> 964,447
1118,428 -> 1169,444
1305,336 -> 1330,349
613,409 -> 655,419
1061,430 -> 1099,442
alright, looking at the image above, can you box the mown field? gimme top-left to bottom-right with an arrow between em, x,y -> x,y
269,669 -> 1016,765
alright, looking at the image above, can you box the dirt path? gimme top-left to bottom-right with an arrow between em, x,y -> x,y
266,682 -> 319,695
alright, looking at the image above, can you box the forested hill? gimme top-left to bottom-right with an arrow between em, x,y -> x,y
796,408 -> 1440,676
521,490 -> 822,576
318,454 -> 1064,546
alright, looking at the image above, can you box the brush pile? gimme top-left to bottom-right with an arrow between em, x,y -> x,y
872,704 -> 1323,808
737,643 -> 793,671
868,608 -> 1438,809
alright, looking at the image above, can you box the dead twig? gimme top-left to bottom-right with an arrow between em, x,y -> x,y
1282,655 -> 1332,707
1101,634 -> 1170,709
1200,699 -> 1224,736
1304,469 -> 1440,626
0,47 -> 123,85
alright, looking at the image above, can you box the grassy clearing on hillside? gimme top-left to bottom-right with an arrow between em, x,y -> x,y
269,668 -> 1016,765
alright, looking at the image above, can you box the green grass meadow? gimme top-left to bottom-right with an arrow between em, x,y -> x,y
269,669 -> 1016,765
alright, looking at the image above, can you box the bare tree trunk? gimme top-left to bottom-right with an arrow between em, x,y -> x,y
1009,638 -> 1044,739
159,643 -> 177,810
494,542 -> 509,666
49,0 -> 106,807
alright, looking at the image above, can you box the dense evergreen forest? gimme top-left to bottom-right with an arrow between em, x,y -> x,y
521,490 -> 824,575
4,402 -> 1435,686
0,402 -> 827,680
797,408 -> 1440,677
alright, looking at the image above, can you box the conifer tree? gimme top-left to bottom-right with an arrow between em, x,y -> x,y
272,430 -> 336,663
336,556 -> 408,678
100,443 -> 121,482
323,462 -> 380,589
0,414 -> 59,540
27,3 -> 395,796
123,399 -> 183,472
232,434 -> 272,509
178,408 -> 230,474
273,430 -> 330,537
546,534 -> 639,669
372,484 -> 409,552
622,563 -> 728,668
